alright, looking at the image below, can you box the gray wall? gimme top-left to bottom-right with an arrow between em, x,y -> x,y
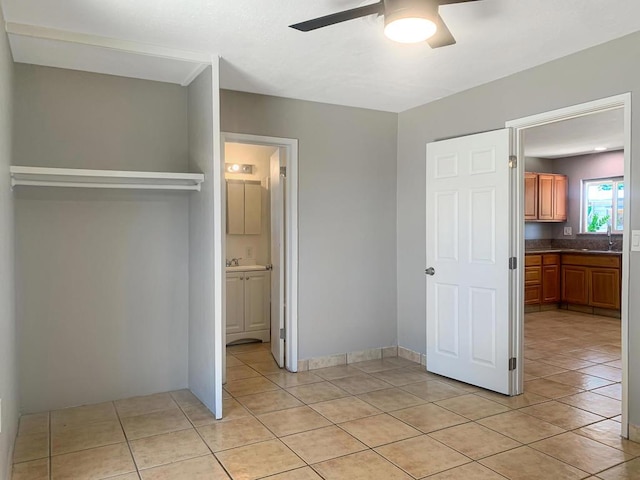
14,65 -> 190,412
221,90 -> 398,359
552,150 -> 624,238
396,31 -> 640,425
188,66 -> 219,413
0,5 -> 16,479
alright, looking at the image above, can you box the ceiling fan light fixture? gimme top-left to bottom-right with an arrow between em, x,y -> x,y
384,17 -> 437,43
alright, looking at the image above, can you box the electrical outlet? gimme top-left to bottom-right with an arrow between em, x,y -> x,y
563,227 -> 572,236
246,246 -> 253,259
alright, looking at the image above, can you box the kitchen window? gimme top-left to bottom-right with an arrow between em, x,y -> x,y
582,177 -> 624,233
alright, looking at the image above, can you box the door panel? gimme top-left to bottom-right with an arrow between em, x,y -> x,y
426,129 -> 513,395
524,173 -> 538,220
590,268 -> 620,309
561,266 -> 589,305
226,274 -> 244,335
245,272 -> 270,331
538,174 -> 554,220
270,149 -> 285,367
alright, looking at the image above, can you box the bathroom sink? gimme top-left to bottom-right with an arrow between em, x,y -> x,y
226,265 -> 268,272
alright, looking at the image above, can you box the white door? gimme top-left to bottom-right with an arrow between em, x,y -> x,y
245,271 -> 270,331
225,273 -> 245,336
270,149 -> 285,367
426,129 -> 514,395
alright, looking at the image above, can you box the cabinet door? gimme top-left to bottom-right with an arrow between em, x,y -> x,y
537,174 -> 554,221
525,285 -> 542,305
227,181 -> 245,234
553,175 -> 568,221
590,268 -> 621,309
226,273 -> 245,334
244,271 -> 270,331
524,172 -> 538,220
561,265 -> 589,305
244,183 -> 262,235
542,265 -> 560,303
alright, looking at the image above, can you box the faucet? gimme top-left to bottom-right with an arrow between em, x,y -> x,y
607,224 -> 613,251
227,257 -> 242,267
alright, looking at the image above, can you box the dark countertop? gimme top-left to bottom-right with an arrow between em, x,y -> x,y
526,248 -> 622,256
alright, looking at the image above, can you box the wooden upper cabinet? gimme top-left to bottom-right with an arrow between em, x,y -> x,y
525,172 -> 567,222
553,175 -> 567,221
537,174 -> 554,221
524,173 -> 538,220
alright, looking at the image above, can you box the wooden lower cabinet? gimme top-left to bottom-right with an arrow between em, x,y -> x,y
590,268 -> 621,310
561,265 -> 589,305
560,254 -> 621,310
542,264 -> 560,303
525,254 -> 560,305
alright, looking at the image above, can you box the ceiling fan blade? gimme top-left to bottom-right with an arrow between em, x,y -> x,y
437,0 -> 482,4
289,2 -> 384,32
427,13 -> 456,48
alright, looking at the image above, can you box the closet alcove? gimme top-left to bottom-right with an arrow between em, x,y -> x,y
10,28 -> 223,418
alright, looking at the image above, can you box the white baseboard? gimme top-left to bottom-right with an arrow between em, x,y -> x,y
299,344 -> 423,372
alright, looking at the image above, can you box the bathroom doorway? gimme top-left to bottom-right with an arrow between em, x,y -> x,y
221,133 -> 299,379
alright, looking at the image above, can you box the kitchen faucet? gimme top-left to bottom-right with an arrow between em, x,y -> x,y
607,224 -> 613,251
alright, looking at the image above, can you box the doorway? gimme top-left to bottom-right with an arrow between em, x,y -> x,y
508,93 -> 631,437
221,133 -> 299,380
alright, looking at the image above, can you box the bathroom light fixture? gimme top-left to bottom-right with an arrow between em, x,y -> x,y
225,163 -> 253,174
594,147 -> 607,152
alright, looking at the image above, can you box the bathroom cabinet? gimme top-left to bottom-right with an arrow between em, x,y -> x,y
226,180 -> 262,234
226,270 -> 270,344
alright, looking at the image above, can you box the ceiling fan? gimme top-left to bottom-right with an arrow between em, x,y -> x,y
289,0 -> 481,46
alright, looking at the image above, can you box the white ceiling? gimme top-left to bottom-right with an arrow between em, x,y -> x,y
524,108 -> 624,159
3,0 -> 640,112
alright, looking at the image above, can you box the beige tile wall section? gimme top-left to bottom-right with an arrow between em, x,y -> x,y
298,345 -> 423,372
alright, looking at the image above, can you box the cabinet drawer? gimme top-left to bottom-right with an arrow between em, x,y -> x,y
525,266 -> 541,285
525,285 -> 542,305
561,254 -> 621,268
525,255 -> 542,266
543,254 -> 560,266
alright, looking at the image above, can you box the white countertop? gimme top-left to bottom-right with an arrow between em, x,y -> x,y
226,265 -> 268,272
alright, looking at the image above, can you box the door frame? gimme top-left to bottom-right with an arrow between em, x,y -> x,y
506,93 -> 631,437
220,132 -> 299,372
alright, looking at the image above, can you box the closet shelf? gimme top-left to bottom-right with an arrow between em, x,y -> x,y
10,166 -> 205,191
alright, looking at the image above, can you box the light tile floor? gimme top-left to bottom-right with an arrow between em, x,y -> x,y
12,310 -> 638,479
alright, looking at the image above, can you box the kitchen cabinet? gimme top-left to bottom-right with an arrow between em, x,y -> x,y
524,254 -> 542,305
542,254 -> 561,303
561,254 -> 621,310
226,270 -> 270,344
226,180 -> 262,234
524,172 -> 539,220
525,172 -> 567,222
525,254 -> 560,305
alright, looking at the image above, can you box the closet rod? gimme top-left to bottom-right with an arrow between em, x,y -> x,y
11,180 -> 201,191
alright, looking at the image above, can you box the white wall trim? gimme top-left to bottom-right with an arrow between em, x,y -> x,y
5,22 -> 212,63
506,92 -> 632,438
220,132 -> 299,372
211,58 -> 224,419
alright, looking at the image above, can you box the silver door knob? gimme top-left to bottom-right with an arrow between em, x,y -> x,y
425,267 -> 435,276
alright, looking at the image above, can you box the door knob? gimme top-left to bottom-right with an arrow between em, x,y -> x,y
425,267 -> 435,276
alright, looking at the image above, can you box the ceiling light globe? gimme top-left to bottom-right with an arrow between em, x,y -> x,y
384,17 -> 437,43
